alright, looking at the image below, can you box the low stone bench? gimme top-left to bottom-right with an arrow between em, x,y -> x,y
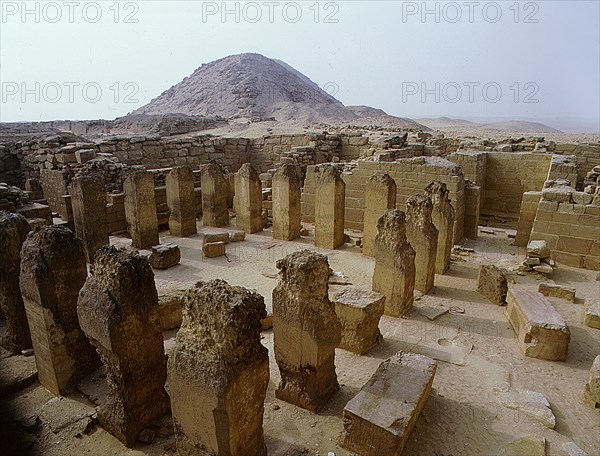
505,288 -> 570,361
340,352 -> 436,456
334,287 -> 385,355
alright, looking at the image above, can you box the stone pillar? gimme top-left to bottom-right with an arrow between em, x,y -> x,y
19,226 -> 100,396
372,210 -> 416,317
201,161 -> 230,227
406,195 -> 438,294
234,163 -> 263,234
425,181 -> 455,274
166,166 -> 197,237
77,246 -> 170,447
168,279 -> 269,455
273,250 -> 341,412
314,166 -> 345,249
272,164 -> 301,241
123,171 -> 159,249
0,211 -> 31,353
464,182 -> 481,240
70,175 -> 109,262
362,174 -> 396,257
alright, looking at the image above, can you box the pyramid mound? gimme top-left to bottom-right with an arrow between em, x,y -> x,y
132,53 -> 427,129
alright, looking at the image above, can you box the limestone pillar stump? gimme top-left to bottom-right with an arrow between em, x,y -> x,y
372,210 -> 416,317
124,171 -> 159,249
166,166 -> 197,237
0,211 -> 31,353
362,173 -> 396,257
20,226 -> 100,396
272,164 -> 301,241
406,195 -> 438,294
77,246 -> 170,446
234,163 -> 263,233
201,161 -> 230,227
425,181 -> 455,274
168,279 -> 269,456
71,175 -> 109,262
314,167 -> 345,249
273,250 -> 341,412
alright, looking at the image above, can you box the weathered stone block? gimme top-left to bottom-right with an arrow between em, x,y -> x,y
77,246 -> 170,447
203,241 -> 226,258
334,287 -> 385,355
477,264 -> 508,305
527,240 -> 550,259
149,243 -> 181,269
168,280 -> 269,456
583,300 -> 600,329
372,210 -> 416,317
505,288 -> 570,361
203,232 -> 230,245
229,230 -> 246,242
273,250 -> 341,412
538,283 -> 576,302
341,352 -> 437,456
20,226 -> 100,396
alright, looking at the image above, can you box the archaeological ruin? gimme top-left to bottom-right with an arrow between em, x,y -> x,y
1,49 -> 599,456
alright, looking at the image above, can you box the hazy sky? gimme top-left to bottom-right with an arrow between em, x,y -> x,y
1,1 -> 599,131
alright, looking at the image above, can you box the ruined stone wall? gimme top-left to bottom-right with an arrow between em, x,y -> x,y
302,157 -> 465,243
39,169 -> 70,219
0,143 -> 22,186
482,153 -> 552,215
447,151 -> 487,195
529,188 -> 599,270
553,143 -> 600,187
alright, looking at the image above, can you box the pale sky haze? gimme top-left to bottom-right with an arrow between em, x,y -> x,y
1,0 -> 598,132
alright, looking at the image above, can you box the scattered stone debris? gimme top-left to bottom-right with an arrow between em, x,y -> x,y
520,240 -> 556,275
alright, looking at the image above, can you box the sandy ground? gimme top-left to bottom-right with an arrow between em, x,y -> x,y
1,221 -> 599,456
